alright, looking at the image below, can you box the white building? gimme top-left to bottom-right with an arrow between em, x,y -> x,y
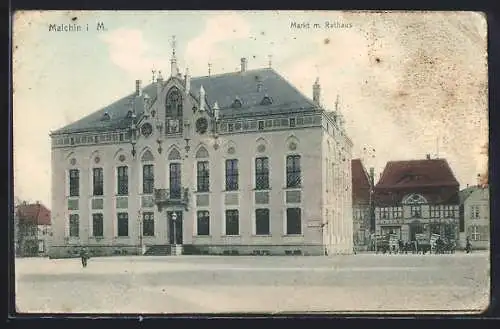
460,186 -> 489,250
49,53 -> 353,257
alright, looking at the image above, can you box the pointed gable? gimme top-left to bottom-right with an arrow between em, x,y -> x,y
351,159 -> 372,205
16,203 -> 51,225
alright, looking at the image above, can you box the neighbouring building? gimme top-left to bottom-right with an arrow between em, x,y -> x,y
460,186 -> 489,250
15,202 -> 52,257
351,159 -> 374,249
373,156 -> 460,242
49,47 -> 354,257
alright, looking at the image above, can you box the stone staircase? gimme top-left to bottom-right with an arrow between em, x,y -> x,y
143,244 -> 183,256
171,244 -> 183,256
143,245 -> 172,256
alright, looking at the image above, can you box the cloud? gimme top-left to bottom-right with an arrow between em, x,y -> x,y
185,13 -> 252,75
100,28 -> 168,78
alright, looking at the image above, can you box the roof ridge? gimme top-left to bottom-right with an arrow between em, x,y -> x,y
193,67 -> 273,80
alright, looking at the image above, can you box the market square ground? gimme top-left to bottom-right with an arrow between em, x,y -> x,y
15,252 -> 489,313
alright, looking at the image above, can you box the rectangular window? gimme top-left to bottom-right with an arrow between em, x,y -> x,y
255,157 -> 269,190
197,210 -> 210,236
197,161 -> 210,192
117,212 -> 129,237
471,225 -> 480,241
392,207 -> 402,218
169,163 -> 182,198
410,205 -> 422,218
142,212 -> 154,236
258,121 -> 264,130
143,164 -> 155,194
286,208 -> 301,235
117,166 -> 129,195
69,214 -> 79,237
225,159 -> 239,191
471,205 -> 480,219
225,210 -> 239,236
228,123 -> 234,132
429,206 -> 440,218
255,209 -> 270,235
289,117 -> 296,127
92,168 -> 104,196
69,169 -> 80,197
286,155 -> 301,188
92,213 -> 103,237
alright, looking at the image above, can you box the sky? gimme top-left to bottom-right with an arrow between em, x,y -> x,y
13,11 -> 488,207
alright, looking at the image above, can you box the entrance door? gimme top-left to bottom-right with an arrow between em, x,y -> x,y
167,210 -> 183,244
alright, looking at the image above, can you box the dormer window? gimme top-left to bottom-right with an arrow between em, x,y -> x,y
232,98 -> 242,108
260,95 -> 273,106
101,112 -> 111,121
126,110 -> 134,119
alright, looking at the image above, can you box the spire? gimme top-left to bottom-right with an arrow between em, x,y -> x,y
335,94 -> 340,111
208,63 -> 212,76
170,35 -> 179,77
313,77 -> 321,106
184,66 -> 191,94
151,68 -> 156,83
268,54 -> 273,68
157,70 -> 163,95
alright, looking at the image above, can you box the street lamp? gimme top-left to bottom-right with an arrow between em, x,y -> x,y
171,212 -> 178,245
138,210 -> 143,254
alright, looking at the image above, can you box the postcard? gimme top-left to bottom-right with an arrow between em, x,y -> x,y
13,10 -> 489,314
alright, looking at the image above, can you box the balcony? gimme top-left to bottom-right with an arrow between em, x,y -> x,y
154,188 -> 189,211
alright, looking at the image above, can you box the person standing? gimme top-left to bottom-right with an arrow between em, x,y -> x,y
465,237 -> 472,254
80,247 -> 89,268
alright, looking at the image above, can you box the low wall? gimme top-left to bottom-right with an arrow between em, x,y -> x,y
182,244 -> 326,256
48,245 -> 142,259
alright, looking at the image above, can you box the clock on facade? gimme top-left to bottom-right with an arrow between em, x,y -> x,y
141,123 -> 153,137
196,117 -> 208,134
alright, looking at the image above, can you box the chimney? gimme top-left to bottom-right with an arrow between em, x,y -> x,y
240,58 -> 247,73
135,80 -> 142,96
313,78 -> 321,105
369,167 -> 375,187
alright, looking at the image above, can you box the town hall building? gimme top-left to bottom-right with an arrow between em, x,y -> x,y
49,45 -> 353,257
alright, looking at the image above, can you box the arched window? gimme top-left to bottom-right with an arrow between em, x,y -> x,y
402,194 -> 427,205
195,146 -> 209,159
165,87 -> 183,134
168,148 -> 181,161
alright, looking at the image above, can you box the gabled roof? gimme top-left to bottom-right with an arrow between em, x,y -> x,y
375,158 -> 459,189
16,203 -> 51,225
459,186 -> 488,205
459,186 -> 480,204
52,68 -> 317,135
352,159 -> 372,204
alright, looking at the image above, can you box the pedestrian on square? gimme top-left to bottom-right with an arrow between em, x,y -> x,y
80,247 -> 89,268
465,237 -> 472,254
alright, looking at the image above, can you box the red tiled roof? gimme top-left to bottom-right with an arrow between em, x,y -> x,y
16,203 -> 51,225
374,158 -> 459,206
376,159 -> 459,189
352,159 -> 372,205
